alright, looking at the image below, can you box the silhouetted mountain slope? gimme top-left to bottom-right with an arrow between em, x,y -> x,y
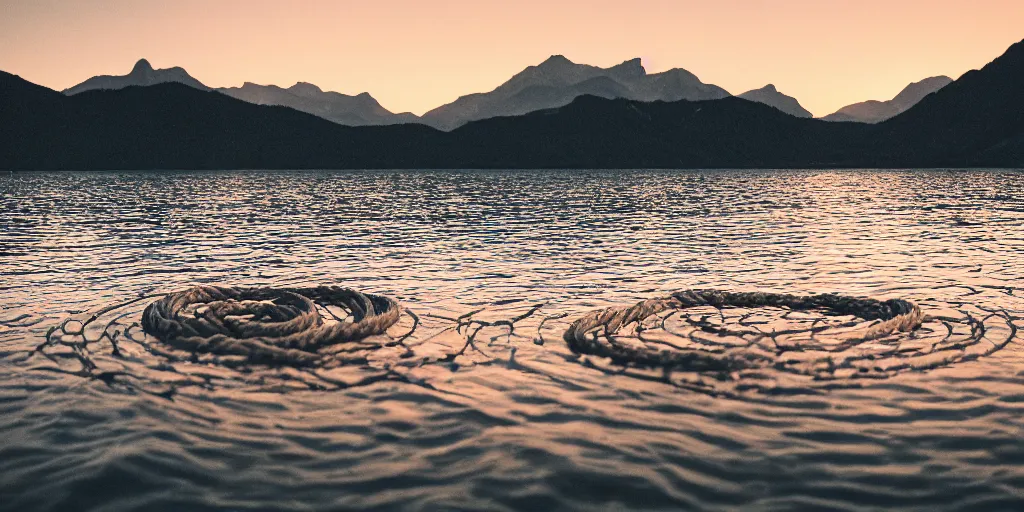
1,71 -> 69,168
2,38 -> 1023,170
64,59 -> 210,95
446,96 -> 866,168
822,76 -> 952,123
0,70 -> 867,170
2,74 -> 446,170
873,41 -> 1024,166
738,84 -> 812,118
217,81 -> 419,126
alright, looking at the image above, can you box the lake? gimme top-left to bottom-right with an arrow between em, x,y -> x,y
1,169 -> 1023,511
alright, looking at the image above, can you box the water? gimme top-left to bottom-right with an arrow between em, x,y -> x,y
1,169 -> 1023,511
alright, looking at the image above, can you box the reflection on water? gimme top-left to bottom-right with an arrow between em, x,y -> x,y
1,169 -> 1023,511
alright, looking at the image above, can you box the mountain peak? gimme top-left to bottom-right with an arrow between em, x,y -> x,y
540,55 -> 574,67
288,82 -> 324,97
608,58 -> 645,79
63,57 -> 209,96
891,75 -> 953,109
131,59 -> 154,75
738,84 -> 812,118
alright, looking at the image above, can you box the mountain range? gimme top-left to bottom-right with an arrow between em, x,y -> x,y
62,59 -> 417,126
217,82 -> 419,126
419,56 -> 736,130
821,76 -> 954,123
61,55 -> 945,129
4,38 -> 1022,170
62,58 -> 210,95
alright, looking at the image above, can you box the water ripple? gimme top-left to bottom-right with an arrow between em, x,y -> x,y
2,169 -> 1024,511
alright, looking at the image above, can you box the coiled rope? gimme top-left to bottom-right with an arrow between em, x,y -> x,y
563,290 -> 924,371
141,285 -> 402,366
33,285 -> 1012,395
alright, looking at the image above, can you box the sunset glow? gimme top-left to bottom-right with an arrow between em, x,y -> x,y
1,0 -> 1023,116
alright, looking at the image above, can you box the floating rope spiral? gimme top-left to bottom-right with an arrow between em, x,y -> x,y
565,290 -> 927,377
140,285 -> 402,367
29,283 -> 555,395
25,284 -> 1017,396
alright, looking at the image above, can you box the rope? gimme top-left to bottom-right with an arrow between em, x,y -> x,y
563,289 -> 924,371
32,285 -> 1012,395
141,285 -> 401,366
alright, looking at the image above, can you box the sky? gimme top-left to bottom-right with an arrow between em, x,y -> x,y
1,0 -> 1022,117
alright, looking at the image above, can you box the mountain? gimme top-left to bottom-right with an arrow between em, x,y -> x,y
738,84 -> 812,118
65,59 -> 417,126
0,71 -> 858,170
420,55 -> 730,131
822,76 -> 953,123
889,76 -> 956,111
1,71 -> 444,170
1,71 -> 73,168
3,38 -> 1023,170
452,37 -> 1024,168
871,43 -> 1024,166
629,67 -> 731,102
63,59 -> 210,95
445,95 -> 865,168
216,81 -> 419,126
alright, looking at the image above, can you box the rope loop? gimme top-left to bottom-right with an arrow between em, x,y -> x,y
564,289 -> 924,371
141,285 -> 401,366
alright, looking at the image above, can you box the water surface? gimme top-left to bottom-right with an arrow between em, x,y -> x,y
2,169 -> 1023,511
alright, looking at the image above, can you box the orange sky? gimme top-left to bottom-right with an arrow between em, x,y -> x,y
1,0 -> 1022,117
